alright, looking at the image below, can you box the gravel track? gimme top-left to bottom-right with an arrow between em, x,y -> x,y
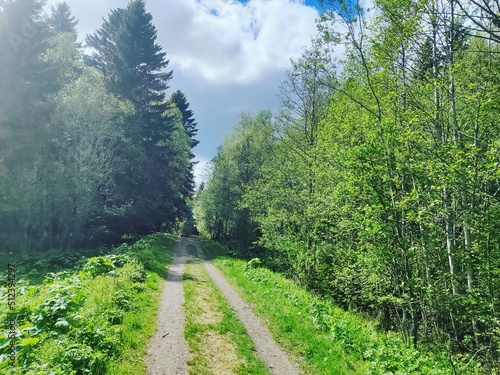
145,238 -> 190,375
145,237 -> 301,375
189,238 -> 302,375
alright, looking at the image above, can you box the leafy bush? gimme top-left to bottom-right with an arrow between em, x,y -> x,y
0,234 -> 174,374
82,256 -> 114,277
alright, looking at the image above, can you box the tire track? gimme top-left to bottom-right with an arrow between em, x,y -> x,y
186,238 -> 302,375
145,238 -> 190,375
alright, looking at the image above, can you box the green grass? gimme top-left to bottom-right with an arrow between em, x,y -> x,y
0,233 -> 175,375
183,258 -> 269,375
198,237 -> 483,375
107,235 -> 174,374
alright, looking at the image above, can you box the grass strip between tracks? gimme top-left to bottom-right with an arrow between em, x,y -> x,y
183,257 -> 269,375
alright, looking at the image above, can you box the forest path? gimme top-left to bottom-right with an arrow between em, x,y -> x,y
145,237 -> 301,375
145,238 -> 190,375
187,238 -> 302,375
145,238 -> 300,375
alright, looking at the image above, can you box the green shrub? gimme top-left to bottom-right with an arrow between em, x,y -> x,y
0,234 -> 174,374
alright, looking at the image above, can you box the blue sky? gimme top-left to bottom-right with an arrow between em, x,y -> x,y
305,0 -> 323,9
46,0 -> 322,184
238,0 -> 323,6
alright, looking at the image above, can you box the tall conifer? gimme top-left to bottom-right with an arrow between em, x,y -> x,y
48,2 -> 78,37
86,0 -> 173,143
170,89 -> 199,199
85,0 -> 180,235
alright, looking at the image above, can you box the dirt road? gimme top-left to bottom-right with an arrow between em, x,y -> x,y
145,238 -> 301,375
145,238 -> 190,375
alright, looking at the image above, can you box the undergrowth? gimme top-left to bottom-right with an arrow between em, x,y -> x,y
0,233 -> 174,374
199,237 -> 484,375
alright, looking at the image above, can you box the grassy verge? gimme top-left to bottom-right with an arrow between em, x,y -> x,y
198,237 -> 483,375
183,258 -> 269,375
0,233 -> 175,375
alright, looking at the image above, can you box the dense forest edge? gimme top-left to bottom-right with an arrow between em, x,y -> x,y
194,0 -> 500,372
0,0 -> 199,255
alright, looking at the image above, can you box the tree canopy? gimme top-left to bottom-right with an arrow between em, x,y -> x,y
0,0 -> 198,251
196,0 -> 500,370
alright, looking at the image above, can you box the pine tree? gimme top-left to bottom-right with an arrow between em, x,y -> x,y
0,0 -> 60,254
0,0 -> 52,165
45,2 -> 82,92
170,90 -> 199,149
84,0 -> 182,235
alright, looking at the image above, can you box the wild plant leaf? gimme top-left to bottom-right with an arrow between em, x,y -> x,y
20,337 -> 39,346
55,318 -> 70,328
18,323 -> 35,331
0,354 -> 10,370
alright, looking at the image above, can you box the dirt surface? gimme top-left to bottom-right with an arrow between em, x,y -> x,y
145,238 -> 190,375
145,237 -> 301,375
189,238 -> 302,375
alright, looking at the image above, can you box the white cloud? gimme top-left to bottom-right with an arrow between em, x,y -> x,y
155,0 -> 319,84
44,0 -> 321,165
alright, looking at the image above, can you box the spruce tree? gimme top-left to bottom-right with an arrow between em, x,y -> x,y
45,2 -> 82,92
170,89 -> 199,199
170,90 -> 199,149
84,0 -> 180,236
48,2 -> 78,37
0,0 -> 52,165
86,0 -> 173,143
0,0 -> 59,253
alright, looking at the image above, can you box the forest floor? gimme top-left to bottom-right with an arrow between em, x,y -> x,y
145,237 -> 301,375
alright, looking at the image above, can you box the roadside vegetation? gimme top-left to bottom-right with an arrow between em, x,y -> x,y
0,234 -> 174,374
183,257 -> 269,375
199,238 -> 484,375
194,1 -> 500,370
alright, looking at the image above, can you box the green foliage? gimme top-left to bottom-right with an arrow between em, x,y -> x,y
194,111 -> 274,254
0,1 -> 196,251
206,238 -> 482,374
169,90 -> 199,206
0,234 -> 174,374
82,257 -> 114,277
244,258 -> 262,271
81,0 -> 197,239
195,1 -> 500,369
